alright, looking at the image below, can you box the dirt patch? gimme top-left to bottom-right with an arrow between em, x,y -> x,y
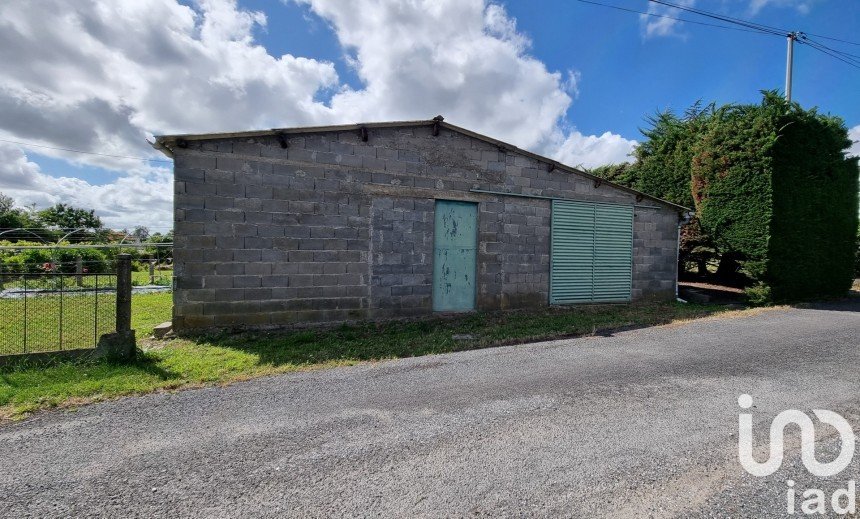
679,282 -> 747,305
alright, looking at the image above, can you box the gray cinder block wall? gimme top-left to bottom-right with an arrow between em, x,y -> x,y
161,122 -> 682,331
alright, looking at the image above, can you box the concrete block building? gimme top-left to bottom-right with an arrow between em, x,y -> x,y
154,118 -> 687,331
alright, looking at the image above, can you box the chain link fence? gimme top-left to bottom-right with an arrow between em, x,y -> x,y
0,262 -> 118,354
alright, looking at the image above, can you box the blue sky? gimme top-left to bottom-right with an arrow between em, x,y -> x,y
506,0 -> 859,137
242,0 -> 859,139
0,0 -> 857,228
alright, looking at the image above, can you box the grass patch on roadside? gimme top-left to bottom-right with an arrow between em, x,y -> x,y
131,292 -> 173,335
0,300 -> 734,420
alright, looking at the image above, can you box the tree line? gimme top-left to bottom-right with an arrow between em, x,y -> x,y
590,91 -> 858,303
0,193 -> 172,275
0,192 -> 170,245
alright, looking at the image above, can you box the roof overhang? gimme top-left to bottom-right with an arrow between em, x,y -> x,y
152,119 -> 690,213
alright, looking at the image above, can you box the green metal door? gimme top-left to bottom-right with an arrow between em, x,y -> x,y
550,200 -> 633,304
433,200 -> 478,312
549,200 -> 595,303
592,203 -> 634,301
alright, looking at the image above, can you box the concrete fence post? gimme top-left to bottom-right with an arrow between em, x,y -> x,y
116,254 -> 132,333
149,259 -> 156,285
94,253 -> 135,361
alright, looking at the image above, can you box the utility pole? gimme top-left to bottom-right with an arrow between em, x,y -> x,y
785,31 -> 797,102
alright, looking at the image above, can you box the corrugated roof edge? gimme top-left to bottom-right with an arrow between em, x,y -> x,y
152,119 -> 690,212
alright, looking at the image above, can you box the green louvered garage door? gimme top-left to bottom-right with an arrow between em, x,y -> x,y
550,200 -> 633,304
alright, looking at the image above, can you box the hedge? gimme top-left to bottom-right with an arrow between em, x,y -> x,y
691,92 -> 858,302
0,241 -> 152,275
767,97 -> 858,300
0,245 -> 110,274
591,92 -> 859,303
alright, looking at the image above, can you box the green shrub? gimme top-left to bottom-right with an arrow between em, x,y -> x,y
767,98 -> 858,300
691,93 -> 858,302
589,163 -> 640,189
855,226 -> 860,277
594,92 -> 859,303
632,106 -> 712,208
0,244 -> 110,274
745,283 -> 772,305
690,101 -> 776,286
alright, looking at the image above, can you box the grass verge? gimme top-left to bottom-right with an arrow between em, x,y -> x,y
130,292 -> 173,334
1,300 -> 738,420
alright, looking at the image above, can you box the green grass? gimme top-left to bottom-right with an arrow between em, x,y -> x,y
131,269 -> 172,287
1,274 -> 115,290
130,292 -> 173,334
0,293 -> 117,354
0,292 -> 171,355
0,300 -> 744,419
0,269 -> 171,290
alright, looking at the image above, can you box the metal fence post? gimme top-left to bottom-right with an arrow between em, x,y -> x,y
23,276 -> 28,354
59,273 -> 64,351
94,274 -> 99,346
116,254 -> 132,333
76,256 -> 83,287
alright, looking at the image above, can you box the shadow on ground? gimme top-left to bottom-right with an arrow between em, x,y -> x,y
679,282 -> 747,305
794,290 -> 860,313
178,302 -> 737,369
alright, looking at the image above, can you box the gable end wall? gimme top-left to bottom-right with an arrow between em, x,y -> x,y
171,125 -> 679,330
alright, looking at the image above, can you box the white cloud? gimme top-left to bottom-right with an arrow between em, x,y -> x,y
0,0 -> 636,228
640,0 -> 696,39
296,0 -> 633,161
640,1 -> 813,39
0,0 -> 340,227
0,142 -> 173,230
562,70 -> 583,100
848,125 -> 860,158
748,0 -> 813,15
302,0 -> 572,150
551,130 -> 637,169
1,0 -> 341,157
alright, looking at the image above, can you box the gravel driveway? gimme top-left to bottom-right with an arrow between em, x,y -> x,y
2,300 -> 859,517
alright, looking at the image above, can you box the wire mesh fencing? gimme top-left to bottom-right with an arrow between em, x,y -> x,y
0,264 -> 117,355
132,259 -> 173,288
1,243 -> 171,356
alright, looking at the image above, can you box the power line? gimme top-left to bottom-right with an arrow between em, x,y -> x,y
647,0 -> 860,71
576,0 -> 860,72
799,36 -> 860,70
804,32 -> 860,47
816,45 -> 860,61
647,0 -> 790,36
0,138 -> 172,163
572,0 -> 777,36
800,35 -> 860,65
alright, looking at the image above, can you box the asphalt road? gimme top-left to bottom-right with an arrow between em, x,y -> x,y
2,300 -> 859,518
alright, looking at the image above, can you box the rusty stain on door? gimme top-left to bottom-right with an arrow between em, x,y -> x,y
433,200 -> 478,312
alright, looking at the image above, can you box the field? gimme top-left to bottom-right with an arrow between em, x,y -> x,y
130,292 -> 173,332
131,269 -> 172,286
0,292 -> 172,355
0,269 -> 171,291
0,299 -> 737,419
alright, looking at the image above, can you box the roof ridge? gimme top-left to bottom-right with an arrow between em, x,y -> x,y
153,119 -> 689,212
